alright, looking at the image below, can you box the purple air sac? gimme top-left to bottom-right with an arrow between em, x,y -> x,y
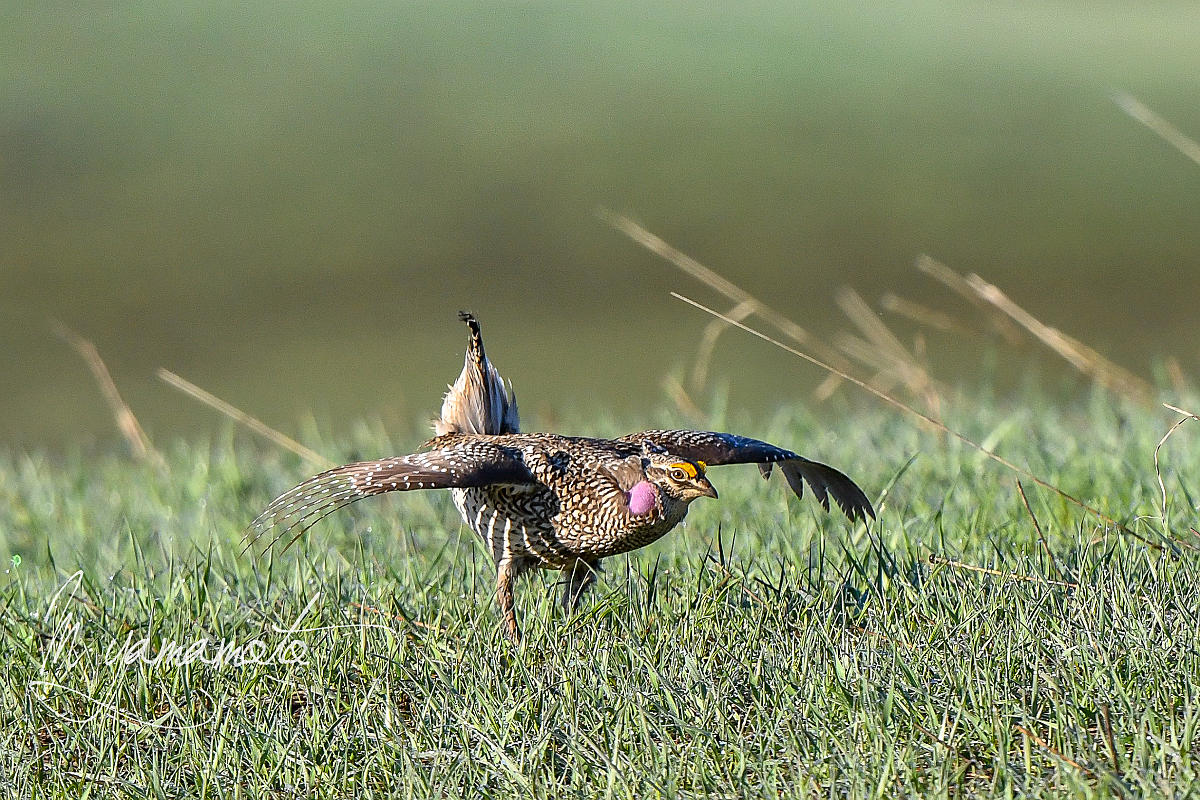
627,481 -> 657,515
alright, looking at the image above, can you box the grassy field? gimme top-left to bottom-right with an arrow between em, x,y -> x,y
2,387 -> 1199,797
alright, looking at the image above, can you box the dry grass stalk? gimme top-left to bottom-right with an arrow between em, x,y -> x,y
964,273 -> 1153,403
1112,91 -> 1200,168
157,368 -> 333,469
692,299 -> 756,390
597,208 -> 855,393
928,555 -> 1078,589
834,287 -> 941,416
53,322 -> 164,467
349,602 -> 443,633
1015,479 -> 1063,580
1013,724 -> 1093,776
832,333 -> 906,395
879,292 -> 970,334
598,209 -> 749,306
915,255 -> 1023,344
1100,703 -> 1120,771
661,374 -> 705,424
1155,403 -> 1200,535
672,291 -> 1164,548
832,332 -> 943,424
1164,357 -> 1190,396
811,373 -> 846,403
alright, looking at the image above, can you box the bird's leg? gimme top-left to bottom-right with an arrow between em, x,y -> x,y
495,558 -> 523,642
562,558 -> 601,612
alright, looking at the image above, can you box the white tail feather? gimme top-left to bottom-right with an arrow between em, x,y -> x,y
435,313 -> 520,436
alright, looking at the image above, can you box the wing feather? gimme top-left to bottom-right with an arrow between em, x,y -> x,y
245,442 -> 536,553
619,429 -> 874,521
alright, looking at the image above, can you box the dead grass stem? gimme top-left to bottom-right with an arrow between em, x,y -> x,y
157,368 -> 333,469
53,322 -> 163,468
670,291 -> 1166,550
1113,91 -> 1200,169
963,273 -> 1152,403
928,554 -> 1077,590
597,208 -> 854,398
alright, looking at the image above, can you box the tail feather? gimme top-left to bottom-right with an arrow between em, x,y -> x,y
435,312 -> 520,436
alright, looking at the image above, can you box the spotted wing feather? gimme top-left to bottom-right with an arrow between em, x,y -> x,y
246,443 -> 536,552
597,455 -> 647,492
620,429 -> 874,521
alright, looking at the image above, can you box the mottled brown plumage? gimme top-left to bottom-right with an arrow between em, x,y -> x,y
249,313 -> 873,640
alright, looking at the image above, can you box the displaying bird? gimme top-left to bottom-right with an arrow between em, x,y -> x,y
248,313 -> 873,640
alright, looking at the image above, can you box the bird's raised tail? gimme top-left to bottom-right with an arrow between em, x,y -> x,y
434,312 -> 520,436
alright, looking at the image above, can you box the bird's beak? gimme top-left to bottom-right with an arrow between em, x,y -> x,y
696,476 -> 718,500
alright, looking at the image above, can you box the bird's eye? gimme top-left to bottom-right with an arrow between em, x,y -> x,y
669,467 -> 689,481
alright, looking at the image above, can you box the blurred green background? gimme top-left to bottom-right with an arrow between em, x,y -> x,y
3,1 -> 1199,446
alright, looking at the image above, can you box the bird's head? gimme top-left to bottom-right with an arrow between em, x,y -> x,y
645,458 -> 718,502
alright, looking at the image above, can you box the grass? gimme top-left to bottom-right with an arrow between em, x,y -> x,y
2,385 -> 1199,798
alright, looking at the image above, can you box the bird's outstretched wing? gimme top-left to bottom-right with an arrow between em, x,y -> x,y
245,441 -> 537,553
619,429 -> 874,521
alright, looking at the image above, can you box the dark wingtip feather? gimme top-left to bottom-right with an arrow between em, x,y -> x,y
782,460 -> 875,522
